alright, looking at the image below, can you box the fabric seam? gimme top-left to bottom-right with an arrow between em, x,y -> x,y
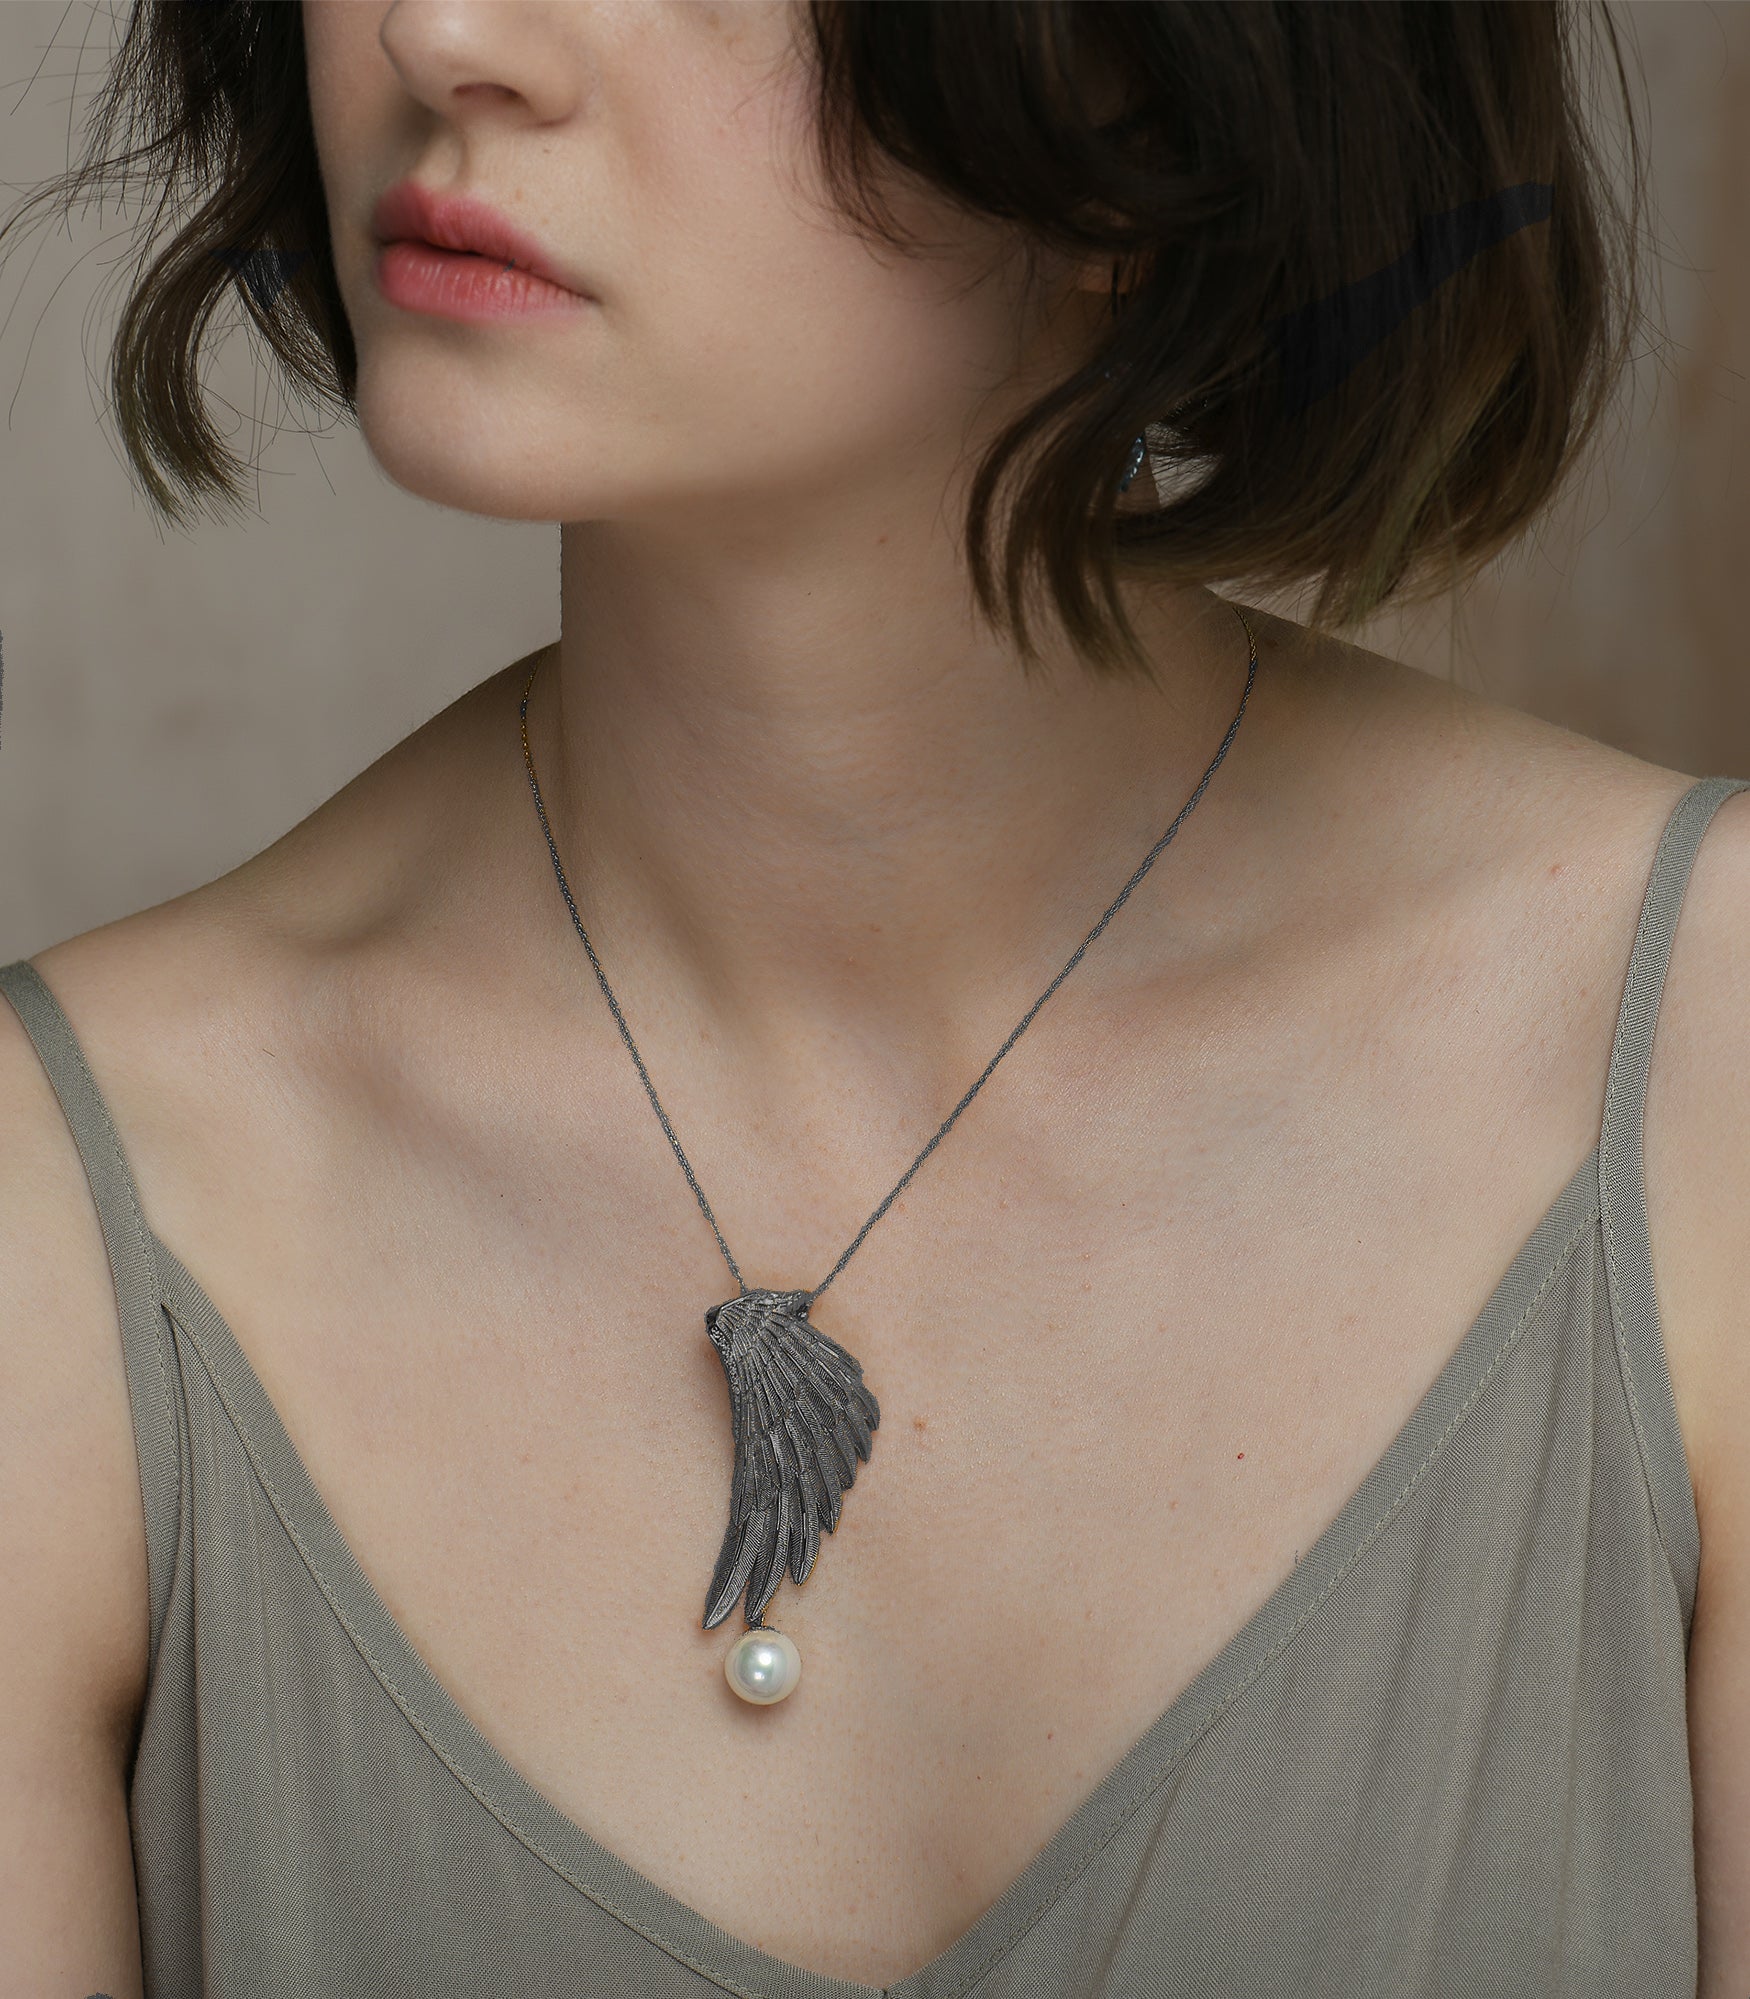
1598,1121 -> 1688,1618
0,968 -> 182,1672
1593,777 -> 1747,1628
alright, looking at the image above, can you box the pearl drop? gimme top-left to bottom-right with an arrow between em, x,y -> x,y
724,1626 -> 802,1705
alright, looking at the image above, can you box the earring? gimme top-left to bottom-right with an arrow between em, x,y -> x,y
1117,431 -> 1149,494
1100,358 -> 1153,496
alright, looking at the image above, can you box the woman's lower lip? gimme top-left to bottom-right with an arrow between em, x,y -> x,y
373,240 -> 595,321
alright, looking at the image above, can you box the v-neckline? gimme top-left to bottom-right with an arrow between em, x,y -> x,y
146,1142 -> 1602,1999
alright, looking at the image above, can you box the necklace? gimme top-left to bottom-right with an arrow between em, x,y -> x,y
519,601 -> 1258,1704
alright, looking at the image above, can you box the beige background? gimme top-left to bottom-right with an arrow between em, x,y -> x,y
1,0 -> 1746,961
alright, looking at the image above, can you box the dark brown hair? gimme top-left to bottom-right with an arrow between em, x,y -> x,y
0,1 -> 1655,684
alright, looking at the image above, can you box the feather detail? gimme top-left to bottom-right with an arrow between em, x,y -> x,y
701,1288 -> 880,1630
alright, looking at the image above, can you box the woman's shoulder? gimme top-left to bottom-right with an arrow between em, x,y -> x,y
18,616 -> 1732,1133
24,624 -> 1720,1063
1236,610 -> 1709,932
0,970 -> 151,1958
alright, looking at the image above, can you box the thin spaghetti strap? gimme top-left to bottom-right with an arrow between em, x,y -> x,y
1599,774 -> 1750,1635
0,957 -> 184,1677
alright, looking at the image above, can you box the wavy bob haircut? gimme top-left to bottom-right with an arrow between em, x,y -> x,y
1,0 -> 1653,685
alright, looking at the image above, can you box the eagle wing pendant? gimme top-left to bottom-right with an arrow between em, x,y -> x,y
701,1288 -> 881,1631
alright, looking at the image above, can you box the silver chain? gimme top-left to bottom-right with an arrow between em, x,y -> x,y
520,598 -> 1258,1309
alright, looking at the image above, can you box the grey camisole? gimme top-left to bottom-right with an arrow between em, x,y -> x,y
4,771 -> 1745,1999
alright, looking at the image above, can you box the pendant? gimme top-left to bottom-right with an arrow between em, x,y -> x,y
722,1626 -> 802,1705
702,1287 -> 881,1704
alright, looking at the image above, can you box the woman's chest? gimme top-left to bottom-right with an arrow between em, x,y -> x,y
60,745 -> 1718,1988
177,1069 -> 1600,1990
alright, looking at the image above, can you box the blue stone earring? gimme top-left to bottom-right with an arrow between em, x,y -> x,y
1117,430 -> 1149,495
1103,254 -> 1147,495
1100,359 -> 1150,495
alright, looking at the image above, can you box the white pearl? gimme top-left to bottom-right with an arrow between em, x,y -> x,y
724,1626 -> 802,1705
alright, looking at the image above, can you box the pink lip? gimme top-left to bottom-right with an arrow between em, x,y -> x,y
370,181 -> 594,301
373,240 -> 594,321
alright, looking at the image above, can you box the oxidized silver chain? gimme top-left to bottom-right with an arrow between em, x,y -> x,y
518,599 -> 1258,1701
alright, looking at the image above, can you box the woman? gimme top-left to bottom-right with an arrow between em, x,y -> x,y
1,2 -> 1745,1993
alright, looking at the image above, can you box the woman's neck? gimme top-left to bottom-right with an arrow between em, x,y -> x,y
520,520 -> 1266,1057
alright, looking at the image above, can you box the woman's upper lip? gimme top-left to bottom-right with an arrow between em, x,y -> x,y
370,181 -> 594,298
